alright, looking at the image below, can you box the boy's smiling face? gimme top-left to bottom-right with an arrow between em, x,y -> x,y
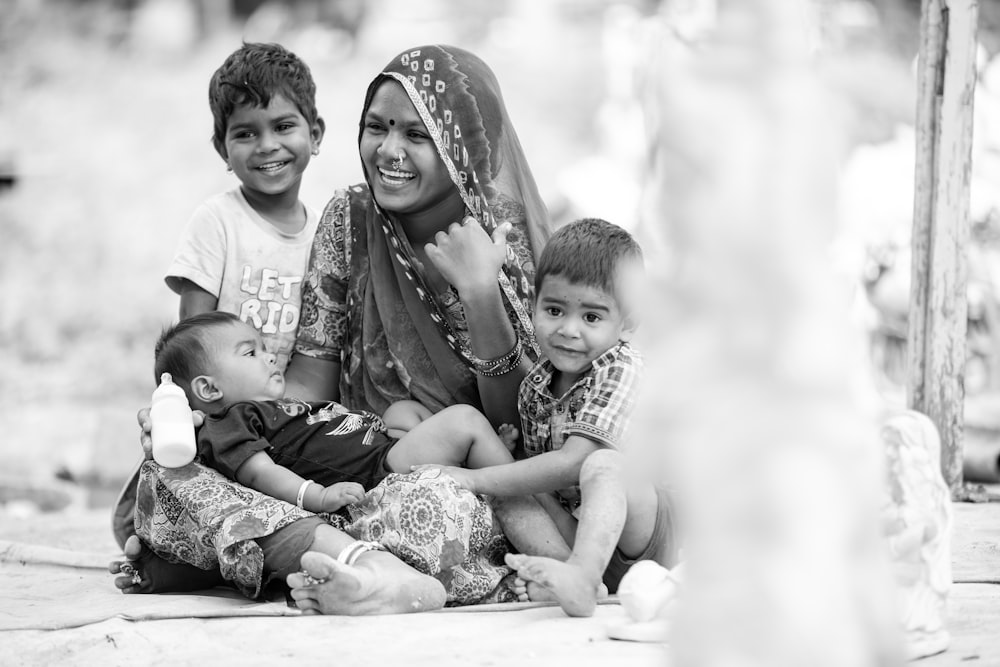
204,321 -> 286,406
221,94 -> 321,201
532,274 -> 632,384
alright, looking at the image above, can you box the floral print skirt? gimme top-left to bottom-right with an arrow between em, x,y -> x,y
133,462 -> 515,604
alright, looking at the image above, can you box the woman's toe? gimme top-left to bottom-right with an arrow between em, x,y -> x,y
299,550 -> 339,581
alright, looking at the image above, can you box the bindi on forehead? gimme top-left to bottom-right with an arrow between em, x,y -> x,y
389,119 -> 395,126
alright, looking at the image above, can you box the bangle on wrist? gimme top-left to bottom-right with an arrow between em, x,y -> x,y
471,341 -> 523,377
296,480 -> 315,510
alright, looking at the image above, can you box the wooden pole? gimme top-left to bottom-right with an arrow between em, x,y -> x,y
907,0 -> 978,496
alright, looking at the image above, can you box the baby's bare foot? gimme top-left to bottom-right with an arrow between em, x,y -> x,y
497,424 -> 519,452
287,550 -> 446,616
504,553 -> 603,617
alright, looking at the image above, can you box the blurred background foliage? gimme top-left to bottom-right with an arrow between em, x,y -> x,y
0,0 -> 996,502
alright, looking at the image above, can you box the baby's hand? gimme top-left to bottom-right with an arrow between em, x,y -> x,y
319,482 -> 365,512
497,424 -> 519,452
411,464 -> 477,492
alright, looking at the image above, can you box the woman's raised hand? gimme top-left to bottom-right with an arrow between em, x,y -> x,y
424,217 -> 511,297
137,406 -> 204,459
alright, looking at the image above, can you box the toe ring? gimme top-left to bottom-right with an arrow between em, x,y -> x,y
300,571 -> 327,586
119,562 -> 143,585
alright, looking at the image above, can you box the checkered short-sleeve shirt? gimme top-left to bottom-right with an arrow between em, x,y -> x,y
518,342 -> 644,457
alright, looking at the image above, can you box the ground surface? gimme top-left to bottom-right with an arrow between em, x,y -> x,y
2,501 -> 1000,666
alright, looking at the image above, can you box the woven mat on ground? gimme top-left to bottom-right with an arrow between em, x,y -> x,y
0,542 -> 297,631
0,540 -> 615,631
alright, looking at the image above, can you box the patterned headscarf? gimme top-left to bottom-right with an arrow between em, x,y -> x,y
359,45 -> 550,369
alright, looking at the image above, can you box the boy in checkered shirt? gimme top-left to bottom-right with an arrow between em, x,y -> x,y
428,218 -> 675,617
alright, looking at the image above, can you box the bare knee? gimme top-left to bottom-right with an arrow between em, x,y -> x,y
580,448 -> 623,483
441,404 -> 491,431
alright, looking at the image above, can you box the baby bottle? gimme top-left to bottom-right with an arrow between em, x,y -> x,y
150,372 -> 196,468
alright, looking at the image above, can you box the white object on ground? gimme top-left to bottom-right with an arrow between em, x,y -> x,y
607,560 -> 682,643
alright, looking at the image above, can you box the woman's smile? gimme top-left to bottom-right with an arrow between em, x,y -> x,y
376,165 -> 415,186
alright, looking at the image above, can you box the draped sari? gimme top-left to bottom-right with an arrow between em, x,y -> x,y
122,45 -> 550,604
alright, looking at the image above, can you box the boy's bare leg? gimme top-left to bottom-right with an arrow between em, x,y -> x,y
286,524 -> 446,615
508,492 -> 580,603
490,494 -> 573,560
506,449 -> 643,617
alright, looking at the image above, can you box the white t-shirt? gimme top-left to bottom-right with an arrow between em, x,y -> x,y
165,188 -> 319,371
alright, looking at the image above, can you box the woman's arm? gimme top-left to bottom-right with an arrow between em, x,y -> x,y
283,354 -> 341,402
461,282 -> 529,429
425,220 -> 526,428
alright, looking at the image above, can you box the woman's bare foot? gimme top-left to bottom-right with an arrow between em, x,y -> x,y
504,553 -> 604,617
287,550 -> 446,616
108,535 -> 224,594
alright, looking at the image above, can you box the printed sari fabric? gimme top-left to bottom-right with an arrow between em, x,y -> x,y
295,44 -> 551,415
135,462 -> 516,604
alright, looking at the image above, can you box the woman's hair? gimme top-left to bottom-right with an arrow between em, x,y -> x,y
208,42 -> 319,156
535,218 -> 643,297
153,311 -> 241,387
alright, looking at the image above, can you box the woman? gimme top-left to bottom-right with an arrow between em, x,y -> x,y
111,45 -> 558,614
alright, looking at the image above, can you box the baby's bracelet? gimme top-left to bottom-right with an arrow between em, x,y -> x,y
296,480 -> 315,510
336,540 -> 385,566
471,341 -> 523,377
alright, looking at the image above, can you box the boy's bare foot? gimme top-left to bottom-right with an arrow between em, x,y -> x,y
108,535 -> 224,594
509,575 -> 561,604
287,550 -> 446,616
504,553 -> 604,617
511,571 -> 610,605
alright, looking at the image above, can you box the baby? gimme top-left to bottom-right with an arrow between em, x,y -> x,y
154,311 -> 517,513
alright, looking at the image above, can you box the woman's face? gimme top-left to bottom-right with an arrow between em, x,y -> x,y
360,80 -> 459,221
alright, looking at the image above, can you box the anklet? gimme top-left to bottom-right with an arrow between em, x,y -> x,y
336,540 -> 385,566
298,540 -> 387,586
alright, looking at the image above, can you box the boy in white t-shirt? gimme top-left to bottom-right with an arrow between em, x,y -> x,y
166,42 -> 325,370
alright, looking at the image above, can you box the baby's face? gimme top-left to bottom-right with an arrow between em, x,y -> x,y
208,321 -> 285,404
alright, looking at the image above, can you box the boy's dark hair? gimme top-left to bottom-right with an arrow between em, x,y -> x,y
154,311 -> 242,388
535,218 -> 643,297
208,42 -> 319,157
